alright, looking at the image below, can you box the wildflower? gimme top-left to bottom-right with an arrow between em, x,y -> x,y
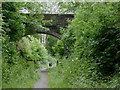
76,58 -> 78,60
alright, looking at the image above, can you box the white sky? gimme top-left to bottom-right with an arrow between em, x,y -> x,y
20,2 -> 73,14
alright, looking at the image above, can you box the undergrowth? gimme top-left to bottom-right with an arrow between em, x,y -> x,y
48,57 -> 118,88
48,2 -> 119,88
2,35 -> 56,88
2,50 -> 40,88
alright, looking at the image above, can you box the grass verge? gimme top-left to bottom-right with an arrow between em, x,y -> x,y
47,67 -> 68,88
2,58 -> 40,88
47,58 -> 119,88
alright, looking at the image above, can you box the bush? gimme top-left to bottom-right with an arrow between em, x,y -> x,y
64,2 -> 119,76
48,2 -> 119,88
18,35 -> 48,62
2,38 -> 40,88
52,40 -> 64,58
48,56 -> 119,88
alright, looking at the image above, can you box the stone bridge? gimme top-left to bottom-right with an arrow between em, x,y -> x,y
25,14 -> 74,55
25,14 -> 74,40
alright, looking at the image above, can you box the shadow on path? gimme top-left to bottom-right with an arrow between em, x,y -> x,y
34,68 -> 49,88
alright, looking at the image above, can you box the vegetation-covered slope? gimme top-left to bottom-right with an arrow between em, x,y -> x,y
1,2 -> 120,88
2,2 -> 56,88
48,2 -> 120,88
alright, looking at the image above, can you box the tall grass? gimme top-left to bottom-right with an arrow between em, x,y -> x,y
2,57 -> 40,88
47,67 -> 68,88
47,57 -> 118,88
2,35 -> 57,88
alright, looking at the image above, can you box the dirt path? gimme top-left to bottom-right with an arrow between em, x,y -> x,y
34,65 -> 56,88
34,68 -> 49,88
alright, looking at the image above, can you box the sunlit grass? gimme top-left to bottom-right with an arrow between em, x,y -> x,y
47,67 -> 68,88
2,59 -> 40,88
47,57 -> 119,88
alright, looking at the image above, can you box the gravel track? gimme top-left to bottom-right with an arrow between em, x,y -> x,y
34,68 -> 49,88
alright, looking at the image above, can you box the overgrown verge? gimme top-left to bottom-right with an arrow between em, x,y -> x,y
48,2 -> 119,88
2,34 -> 56,88
2,2 -> 40,88
48,57 -> 118,88
2,2 -> 56,88
2,39 -> 40,88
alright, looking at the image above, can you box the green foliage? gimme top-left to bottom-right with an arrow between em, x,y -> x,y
18,35 -> 48,62
2,2 -> 49,41
48,2 -> 119,88
2,37 -> 40,88
25,13 -> 46,35
2,31 -> 56,88
2,2 -> 48,88
52,40 -> 64,57
32,34 -> 42,40
92,27 -> 120,76
63,2 -> 119,76
61,28 -> 75,54
48,57 -> 119,88
2,2 -> 26,41
47,55 -> 57,65
46,35 -> 58,55
48,66 -> 68,88
58,2 -> 81,14
24,3 -> 52,36
2,2 -> 120,88
25,2 -> 44,14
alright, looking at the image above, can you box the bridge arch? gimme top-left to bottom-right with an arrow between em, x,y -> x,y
25,14 -> 74,55
35,29 -> 61,40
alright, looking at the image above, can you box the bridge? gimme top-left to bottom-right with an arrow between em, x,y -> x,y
25,14 -> 74,55
25,14 -> 74,40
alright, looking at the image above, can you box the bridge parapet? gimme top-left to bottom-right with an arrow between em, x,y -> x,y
43,14 -> 74,34
26,14 -> 74,36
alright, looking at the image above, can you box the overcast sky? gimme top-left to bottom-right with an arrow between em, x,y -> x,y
20,2 -> 73,14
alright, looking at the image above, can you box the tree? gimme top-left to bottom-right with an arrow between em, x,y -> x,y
2,2 -> 26,41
